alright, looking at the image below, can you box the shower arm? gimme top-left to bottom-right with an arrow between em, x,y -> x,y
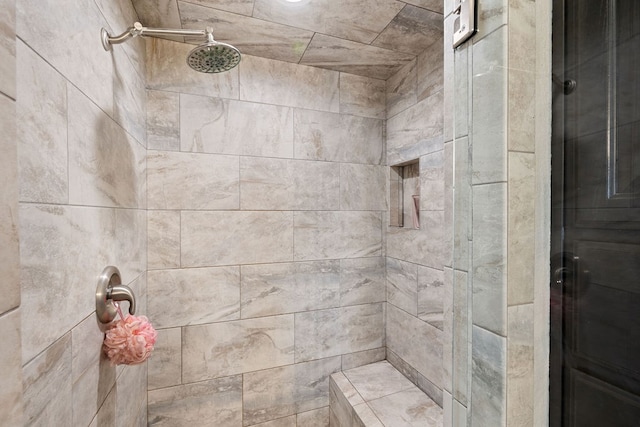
101,22 -> 211,51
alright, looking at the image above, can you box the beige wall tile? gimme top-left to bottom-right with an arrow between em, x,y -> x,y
181,210 -> 293,267
507,304 -> 534,426
339,257 -> 386,306
182,315 -> 294,381
147,89 -> 179,151
386,257 -> 419,316
417,37 -> 444,102
471,326 -> 506,427
418,265 -> 444,328
339,74 -> 385,119
0,310 -> 22,426
147,150 -> 239,210
148,210 -> 180,270
340,164 -> 388,211
386,59 -> 417,119
0,0 -> 15,99
297,407 -> 329,427
148,327 -> 182,390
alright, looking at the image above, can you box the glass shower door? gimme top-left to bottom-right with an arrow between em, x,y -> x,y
550,1 -> 640,425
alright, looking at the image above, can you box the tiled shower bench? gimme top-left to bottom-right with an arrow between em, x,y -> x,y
329,361 -> 443,427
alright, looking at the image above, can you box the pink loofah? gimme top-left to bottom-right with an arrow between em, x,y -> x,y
103,305 -> 157,366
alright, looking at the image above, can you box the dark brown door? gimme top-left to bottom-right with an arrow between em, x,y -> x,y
551,1 -> 640,426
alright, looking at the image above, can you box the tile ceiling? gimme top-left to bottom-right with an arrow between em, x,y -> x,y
132,0 -> 444,80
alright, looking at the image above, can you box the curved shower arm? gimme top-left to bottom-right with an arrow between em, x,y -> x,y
101,22 -> 210,51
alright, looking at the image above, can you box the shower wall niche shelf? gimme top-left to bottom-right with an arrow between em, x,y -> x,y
390,160 -> 420,229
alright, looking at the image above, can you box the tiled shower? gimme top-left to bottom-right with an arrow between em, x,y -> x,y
1,0 -> 550,426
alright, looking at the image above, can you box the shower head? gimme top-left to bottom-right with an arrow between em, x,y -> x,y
186,30 -> 241,73
101,22 -> 241,73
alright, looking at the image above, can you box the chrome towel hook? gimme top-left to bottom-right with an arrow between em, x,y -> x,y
96,266 -> 136,324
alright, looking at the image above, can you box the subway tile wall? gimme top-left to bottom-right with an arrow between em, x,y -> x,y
146,38 -> 388,426
16,0 -> 148,425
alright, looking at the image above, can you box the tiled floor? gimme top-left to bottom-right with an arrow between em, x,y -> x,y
329,361 -> 443,427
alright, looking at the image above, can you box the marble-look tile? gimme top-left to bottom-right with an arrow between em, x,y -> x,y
294,211 -> 382,261
386,210 -> 445,268
300,34 -> 414,81
0,310 -> 22,426
147,38 -> 239,99
452,270 -> 469,405
339,74 -> 385,119
148,375 -> 242,426
20,204 -> 145,362
180,2 -> 313,63
507,152 -> 535,305
254,0 -> 404,44
16,41 -> 68,204
243,356 -> 342,425
181,94 -> 294,158
67,86 -> 147,208
373,4 -> 443,55
453,137 -> 470,271
404,0 -> 444,14
297,407 -> 329,427
506,304 -> 534,426
294,109 -> 383,165
441,268 -> 453,393
387,348 -> 419,387
90,386 -> 116,427
182,0 -> 254,16
95,0 -> 146,73
148,327 -> 182,390
148,267 -> 240,328
471,27 -> 507,184
344,361 -> 415,401
17,0 -> 114,110
0,94 -> 19,315
241,261 -> 340,318
386,59 -> 417,119
353,403 -> 384,427
417,372 -> 444,407
417,36 -> 444,102
442,14 -> 455,143
330,372 -> 365,423
471,326 -> 506,427
241,158 -> 339,210
71,314 -> 116,427
475,0 -> 508,42
0,0 -> 15,98
181,210 -> 293,267
443,141 -> 454,269
420,149 -> 444,212
341,348 -> 387,371
147,90 -> 180,151
23,334 -> 72,426
418,266 -> 444,329
369,388 -> 443,427
340,164 -> 387,211
472,183 -> 507,336
147,210 -> 180,270
132,0 -> 183,34
249,416 -> 296,427
387,91 -> 444,163
295,304 -> 384,362
240,55 -> 339,113
182,315 -> 294,381
339,257 -> 386,306
147,150 -> 239,210
386,304 -> 443,387
386,257 -> 418,316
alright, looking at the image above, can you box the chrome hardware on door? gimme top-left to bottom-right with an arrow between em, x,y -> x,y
95,266 -> 136,324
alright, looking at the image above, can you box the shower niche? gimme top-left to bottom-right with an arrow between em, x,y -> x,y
390,160 -> 420,229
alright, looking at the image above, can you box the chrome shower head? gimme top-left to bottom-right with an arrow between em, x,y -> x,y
186,31 -> 241,73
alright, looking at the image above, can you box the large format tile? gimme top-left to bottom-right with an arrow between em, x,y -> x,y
148,327 -> 181,390
372,4 -> 443,55
297,407 -> 330,427
340,164 -> 387,211
240,158 -> 339,210
147,150 -> 239,210
0,92 -> 19,315
0,310 -> 22,426
148,267 -> 240,328
339,257 -> 386,306
386,211 -> 445,268
386,257 -> 419,316
294,211 -> 382,261
295,304 -> 384,362
343,361 -> 415,401
241,261 -> 340,318
181,210 -> 293,267
16,41 -> 68,204
147,38 -> 239,99
253,0 -> 404,44
330,372 -> 365,425
23,334 -> 73,426
147,210 -> 180,270
294,109 -> 383,165
506,304 -> 534,426
417,37 -> 444,102
368,388 -> 443,427
0,0 -> 15,98
472,183 -> 507,336
418,265 -> 444,329
339,74 -> 385,119
67,86 -> 147,208
147,90 -> 180,151
181,95 -> 294,158
387,59 -> 417,119
148,375 -> 242,427
471,326 -> 506,427
243,357 -> 342,426
341,348 -> 387,371
182,315 -> 294,381
180,2 -> 314,63
240,55 -> 339,112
